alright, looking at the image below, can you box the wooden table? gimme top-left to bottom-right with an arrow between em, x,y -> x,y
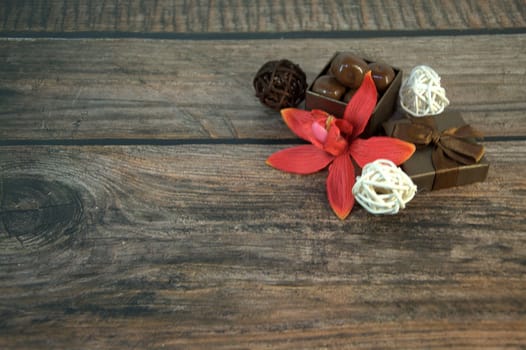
1,1 -> 525,348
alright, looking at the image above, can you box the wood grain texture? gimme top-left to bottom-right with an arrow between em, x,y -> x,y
0,0 -> 525,34
0,142 -> 525,348
1,34 -> 525,141
1,3 -> 525,348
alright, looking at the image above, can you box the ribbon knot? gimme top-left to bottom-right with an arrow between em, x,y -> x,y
391,116 -> 485,172
431,130 -> 441,145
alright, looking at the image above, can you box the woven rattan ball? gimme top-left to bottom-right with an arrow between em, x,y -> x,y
253,59 -> 307,110
352,159 -> 417,215
399,65 -> 450,117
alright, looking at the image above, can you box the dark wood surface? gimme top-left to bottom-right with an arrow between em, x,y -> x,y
1,1 -> 525,349
1,0 -> 525,33
1,35 -> 525,141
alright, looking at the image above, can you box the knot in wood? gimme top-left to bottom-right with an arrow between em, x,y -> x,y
0,176 -> 84,251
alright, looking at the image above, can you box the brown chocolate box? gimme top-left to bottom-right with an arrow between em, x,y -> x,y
383,112 -> 489,191
305,52 -> 402,138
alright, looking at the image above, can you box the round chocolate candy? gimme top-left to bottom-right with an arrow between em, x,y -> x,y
312,75 -> 346,100
342,88 -> 357,103
368,62 -> 395,93
330,53 -> 368,89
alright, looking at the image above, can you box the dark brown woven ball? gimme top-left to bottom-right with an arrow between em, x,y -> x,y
253,59 -> 307,110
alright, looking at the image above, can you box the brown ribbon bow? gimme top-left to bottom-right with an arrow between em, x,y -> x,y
392,116 -> 486,188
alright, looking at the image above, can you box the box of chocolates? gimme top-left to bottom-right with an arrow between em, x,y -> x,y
383,112 -> 489,191
305,52 -> 402,138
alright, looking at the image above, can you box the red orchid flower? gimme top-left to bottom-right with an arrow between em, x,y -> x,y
267,71 -> 415,220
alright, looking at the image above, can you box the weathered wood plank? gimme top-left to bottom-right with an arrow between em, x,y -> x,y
0,141 -> 525,348
1,0 -> 525,34
1,34 -> 525,141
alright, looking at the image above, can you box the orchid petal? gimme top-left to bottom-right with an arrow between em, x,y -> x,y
266,145 -> 334,174
349,137 -> 416,168
327,155 -> 355,220
323,122 -> 348,156
281,108 -> 328,147
334,118 -> 354,136
343,71 -> 378,138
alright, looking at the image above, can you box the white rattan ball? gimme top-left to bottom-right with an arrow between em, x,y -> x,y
399,65 -> 450,117
352,159 -> 417,215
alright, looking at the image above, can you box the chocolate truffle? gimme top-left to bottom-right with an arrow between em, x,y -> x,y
368,62 -> 395,93
312,75 -> 346,100
253,59 -> 307,110
342,88 -> 357,103
330,53 -> 368,89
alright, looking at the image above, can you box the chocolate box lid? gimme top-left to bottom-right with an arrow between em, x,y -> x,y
383,111 -> 489,191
